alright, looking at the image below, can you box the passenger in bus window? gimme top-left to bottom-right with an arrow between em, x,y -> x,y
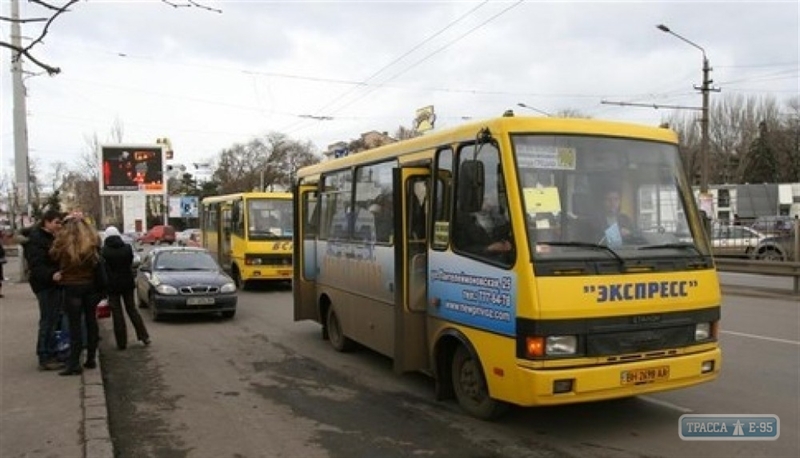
594,188 -> 635,247
368,195 -> 393,243
454,197 -> 513,259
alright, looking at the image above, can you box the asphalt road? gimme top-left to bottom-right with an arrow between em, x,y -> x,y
100,282 -> 799,458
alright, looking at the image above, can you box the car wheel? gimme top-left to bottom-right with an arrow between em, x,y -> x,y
451,345 -> 508,420
757,248 -> 785,261
326,306 -> 354,352
149,293 -> 161,321
221,310 -> 236,319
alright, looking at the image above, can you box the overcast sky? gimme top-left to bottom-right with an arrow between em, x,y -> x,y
1,0 -> 798,183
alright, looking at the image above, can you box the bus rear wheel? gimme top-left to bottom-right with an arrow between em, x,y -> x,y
451,345 -> 507,420
326,307 -> 354,352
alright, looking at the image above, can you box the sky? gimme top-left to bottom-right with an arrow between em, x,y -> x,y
1,0 -> 798,185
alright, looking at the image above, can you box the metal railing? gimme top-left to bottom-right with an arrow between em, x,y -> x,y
714,258 -> 800,295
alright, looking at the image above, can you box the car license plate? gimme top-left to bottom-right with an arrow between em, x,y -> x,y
187,297 -> 215,306
620,366 -> 669,385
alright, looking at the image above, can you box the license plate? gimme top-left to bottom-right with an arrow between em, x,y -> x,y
620,366 -> 670,385
187,297 -> 215,305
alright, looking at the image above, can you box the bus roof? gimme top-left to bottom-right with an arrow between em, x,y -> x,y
201,191 -> 292,205
297,115 -> 678,178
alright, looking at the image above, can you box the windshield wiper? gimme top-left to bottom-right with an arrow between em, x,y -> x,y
537,241 -> 626,266
638,242 -> 704,257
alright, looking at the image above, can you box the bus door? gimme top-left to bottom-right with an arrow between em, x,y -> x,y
393,167 -> 431,373
220,205 -> 232,270
294,183 -> 319,321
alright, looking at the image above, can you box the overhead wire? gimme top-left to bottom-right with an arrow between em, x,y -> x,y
292,0 -> 527,133
277,0 -> 493,136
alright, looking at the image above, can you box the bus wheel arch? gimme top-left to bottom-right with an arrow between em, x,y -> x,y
438,329 -> 508,420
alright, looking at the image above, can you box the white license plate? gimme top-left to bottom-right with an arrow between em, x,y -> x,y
187,297 -> 215,305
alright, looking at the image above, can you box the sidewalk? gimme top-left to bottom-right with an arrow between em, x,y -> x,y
0,255 -> 113,458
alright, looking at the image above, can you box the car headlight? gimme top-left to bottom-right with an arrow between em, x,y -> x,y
546,335 -> 577,355
155,284 -> 179,295
695,322 -> 711,341
220,283 -> 236,293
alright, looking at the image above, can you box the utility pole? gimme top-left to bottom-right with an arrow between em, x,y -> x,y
699,55 -> 712,195
11,0 -> 30,217
10,0 -> 31,282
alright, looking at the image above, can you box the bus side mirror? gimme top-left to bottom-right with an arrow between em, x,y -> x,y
458,160 -> 484,213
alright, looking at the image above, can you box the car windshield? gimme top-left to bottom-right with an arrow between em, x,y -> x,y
154,251 -> 219,271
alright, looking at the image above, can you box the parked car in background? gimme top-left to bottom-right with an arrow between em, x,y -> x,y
135,246 -> 237,320
710,223 -> 766,258
138,225 -> 176,245
176,228 -> 201,246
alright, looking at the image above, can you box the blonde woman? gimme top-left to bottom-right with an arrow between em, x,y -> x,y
50,216 -> 104,376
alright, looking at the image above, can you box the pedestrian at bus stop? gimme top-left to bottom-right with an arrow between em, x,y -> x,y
18,210 -> 65,371
50,216 -> 105,376
101,226 -> 150,350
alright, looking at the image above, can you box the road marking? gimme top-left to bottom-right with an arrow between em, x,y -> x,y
721,330 -> 800,346
639,396 -> 694,413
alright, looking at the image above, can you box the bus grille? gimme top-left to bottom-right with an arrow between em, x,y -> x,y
249,254 -> 292,266
587,326 -> 694,356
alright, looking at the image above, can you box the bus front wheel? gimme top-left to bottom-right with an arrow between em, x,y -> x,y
451,345 -> 507,420
326,307 -> 354,352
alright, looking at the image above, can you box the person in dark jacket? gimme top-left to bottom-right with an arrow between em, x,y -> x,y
20,210 -> 65,370
101,226 -> 150,350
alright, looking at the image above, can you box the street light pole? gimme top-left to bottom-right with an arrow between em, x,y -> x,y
516,103 -> 552,117
657,24 -> 715,195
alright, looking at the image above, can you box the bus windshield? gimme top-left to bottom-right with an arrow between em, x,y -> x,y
247,198 -> 293,240
513,134 -> 710,264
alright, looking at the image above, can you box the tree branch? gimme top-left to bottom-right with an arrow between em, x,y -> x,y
0,0 -> 222,75
23,0 -> 81,57
162,0 -> 223,14
0,41 -> 60,75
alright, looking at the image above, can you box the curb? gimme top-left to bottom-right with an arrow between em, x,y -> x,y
82,323 -> 114,458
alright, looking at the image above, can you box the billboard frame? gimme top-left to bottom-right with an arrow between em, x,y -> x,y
99,144 -> 166,196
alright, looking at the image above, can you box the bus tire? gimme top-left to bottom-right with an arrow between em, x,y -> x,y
451,345 -> 507,420
326,306 -> 354,352
232,266 -> 246,290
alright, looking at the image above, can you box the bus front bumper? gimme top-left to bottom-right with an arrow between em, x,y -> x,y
508,348 -> 721,406
240,265 -> 293,281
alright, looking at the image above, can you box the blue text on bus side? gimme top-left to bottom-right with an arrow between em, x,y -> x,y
584,280 -> 699,302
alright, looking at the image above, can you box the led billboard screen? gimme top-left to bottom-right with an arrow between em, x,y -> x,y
100,145 -> 165,195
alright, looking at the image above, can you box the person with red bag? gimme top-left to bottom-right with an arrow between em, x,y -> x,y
101,226 -> 150,350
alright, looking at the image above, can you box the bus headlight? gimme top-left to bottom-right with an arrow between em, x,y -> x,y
546,336 -> 577,355
695,322 -> 711,341
155,284 -> 179,295
220,283 -> 236,293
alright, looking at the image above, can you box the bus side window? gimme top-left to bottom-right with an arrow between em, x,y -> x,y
432,147 -> 453,250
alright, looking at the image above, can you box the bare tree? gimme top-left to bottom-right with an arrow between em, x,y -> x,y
212,132 -> 319,194
0,0 -> 221,75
